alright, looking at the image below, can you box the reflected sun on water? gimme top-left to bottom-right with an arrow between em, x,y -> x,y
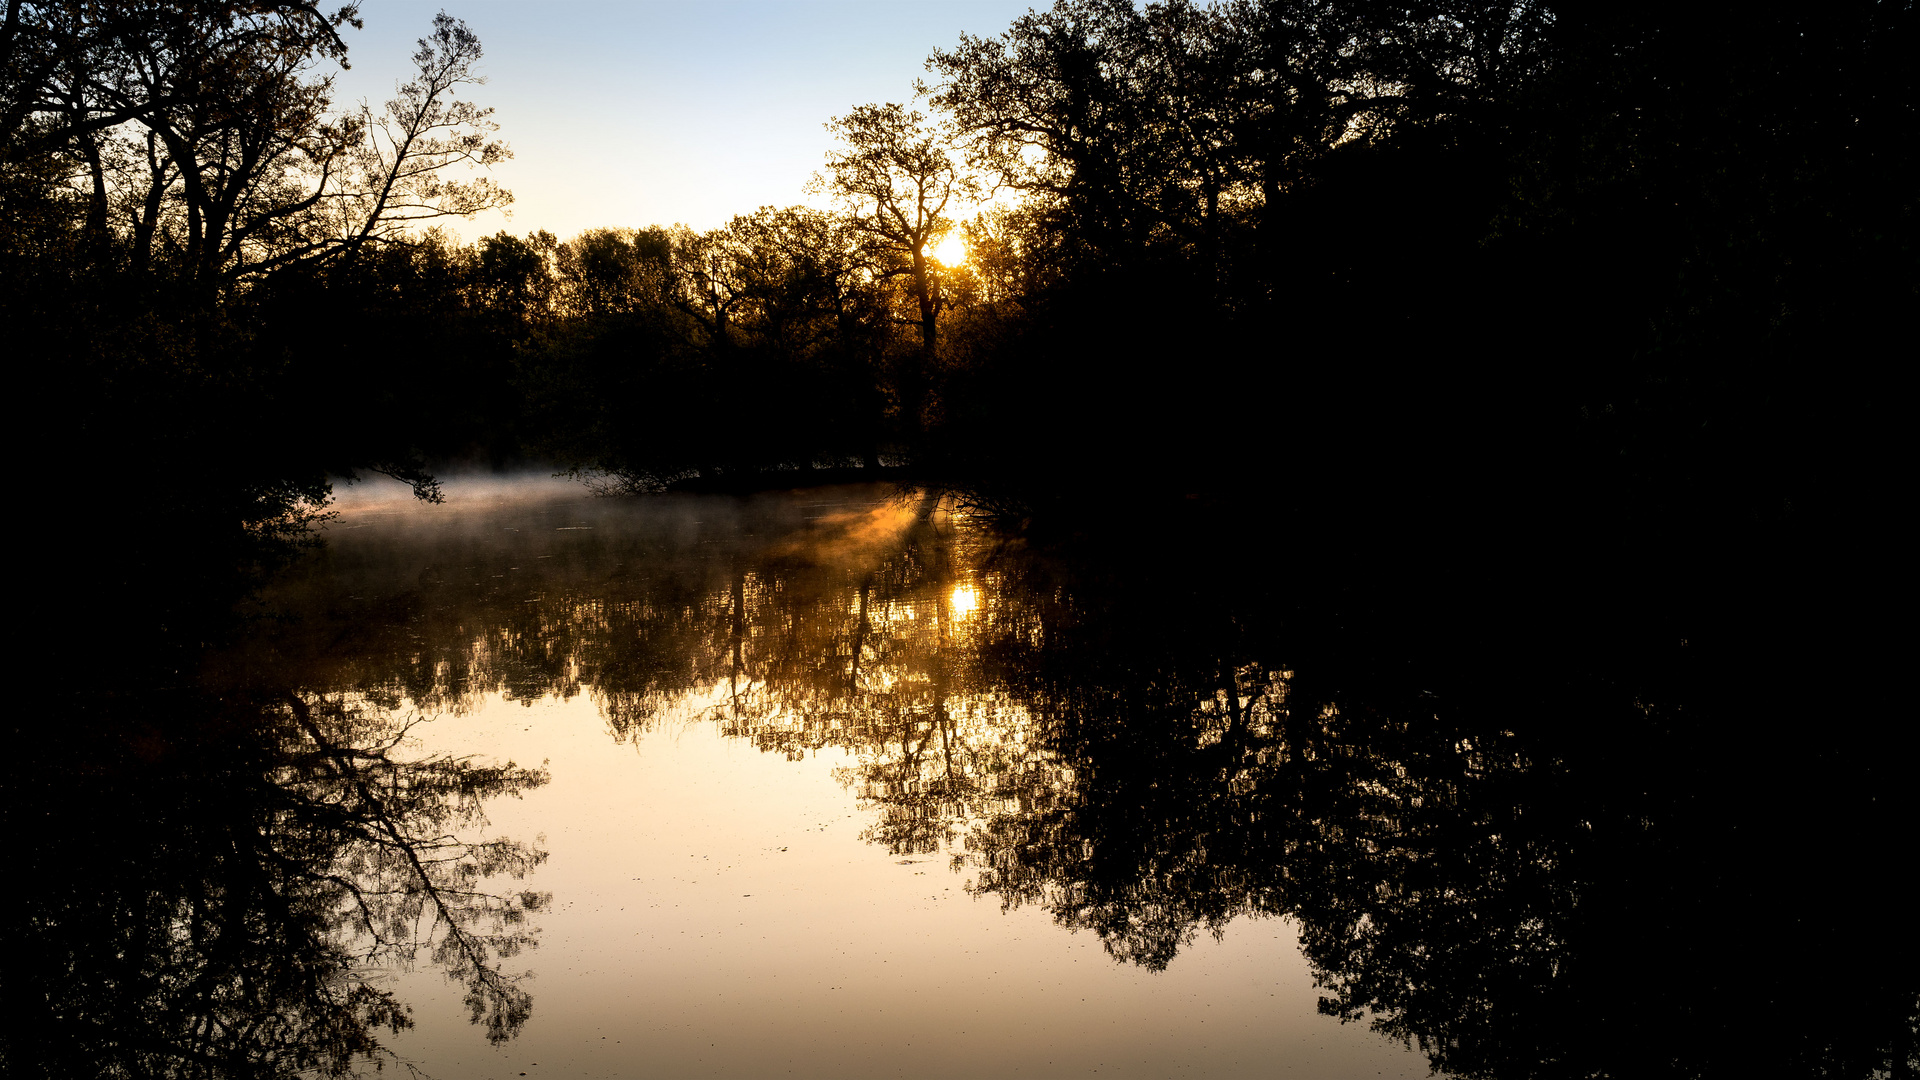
949,583 -> 980,618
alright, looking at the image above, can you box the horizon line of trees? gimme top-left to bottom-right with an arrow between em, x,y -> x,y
6,0 -> 1913,586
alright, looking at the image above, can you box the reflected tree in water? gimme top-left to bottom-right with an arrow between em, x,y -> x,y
933,541 -> 1919,1080
10,685 -> 548,1078
281,694 -> 549,1044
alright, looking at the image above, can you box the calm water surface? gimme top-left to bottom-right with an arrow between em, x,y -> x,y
258,478 -> 1431,1078
21,475 -> 1911,1079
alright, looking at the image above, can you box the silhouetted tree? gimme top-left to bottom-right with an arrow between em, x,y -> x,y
332,12 -> 510,264
816,103 -> 978,442
3,4 -> 507,287
5,7 -> 522,611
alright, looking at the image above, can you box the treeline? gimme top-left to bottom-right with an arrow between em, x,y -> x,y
6,0 -> 1914,567
912,0 -> 1915,536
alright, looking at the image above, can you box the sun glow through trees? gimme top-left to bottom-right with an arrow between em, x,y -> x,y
933,231 -> 967,266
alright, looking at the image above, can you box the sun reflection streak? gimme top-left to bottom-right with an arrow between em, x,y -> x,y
950,584 -> 979,619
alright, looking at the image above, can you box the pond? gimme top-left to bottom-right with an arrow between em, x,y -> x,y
249,478 -> 1433,1078
15,476 -> 1912,1079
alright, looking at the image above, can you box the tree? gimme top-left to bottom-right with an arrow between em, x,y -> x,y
1,4 -> 509,288
816,103 -> 976,365
473,228 -> 558,323
330,11 -> 511,265
1,1 -> 362,274
554,226 -> 667,316
668,221 -> 753,350
1,2 -> 356,164
923,0 -> 1409,280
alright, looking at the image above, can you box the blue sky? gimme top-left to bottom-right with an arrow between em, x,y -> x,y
327,1 -> 1040,240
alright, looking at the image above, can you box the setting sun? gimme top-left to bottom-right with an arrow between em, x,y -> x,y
933,231 -> 967,265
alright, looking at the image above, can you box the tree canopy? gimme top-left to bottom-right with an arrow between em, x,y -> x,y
2,2 -> 507,287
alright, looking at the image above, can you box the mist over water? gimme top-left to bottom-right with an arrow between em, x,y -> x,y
327,468 -> 591,511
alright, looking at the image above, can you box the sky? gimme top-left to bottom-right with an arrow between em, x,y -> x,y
325,1 -> 1042,241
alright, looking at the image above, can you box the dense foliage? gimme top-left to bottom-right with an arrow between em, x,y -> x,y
10,0 -> 1910,531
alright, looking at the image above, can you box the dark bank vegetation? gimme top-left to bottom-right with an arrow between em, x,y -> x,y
9,0 -> 1912,544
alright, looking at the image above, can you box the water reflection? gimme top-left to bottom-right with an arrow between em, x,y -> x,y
16,676 -> 548,1076
26,483 -> 1912,1078
244,483 -> 1915,1079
